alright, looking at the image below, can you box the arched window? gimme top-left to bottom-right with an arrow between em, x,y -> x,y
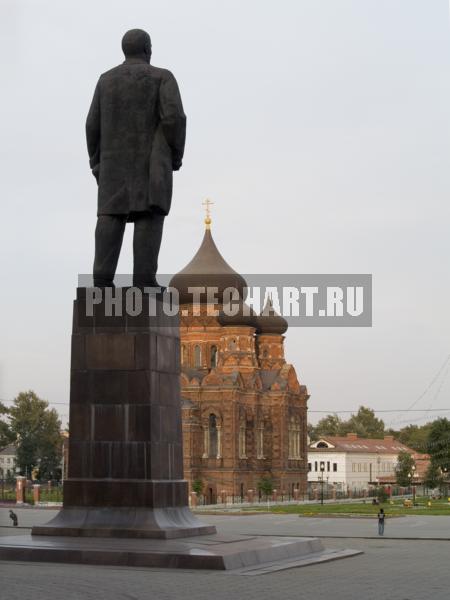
316,442 -> 328,448
239,419 -> 247,459
181,345 -> 187,365
256,421 -> 264,459
228,338 -> 237,351
208,414 -> 218,458
210,345 -> 218,368
194,345 -> 201,367
289,417 -> 302,459
288,417 -> 295,459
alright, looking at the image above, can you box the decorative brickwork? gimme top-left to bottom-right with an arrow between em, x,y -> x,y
173,222 -> 309,502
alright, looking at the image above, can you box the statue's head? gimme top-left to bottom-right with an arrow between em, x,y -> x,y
122,29 -> 151,63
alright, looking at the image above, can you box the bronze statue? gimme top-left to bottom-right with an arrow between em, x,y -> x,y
86,29 -> 186,286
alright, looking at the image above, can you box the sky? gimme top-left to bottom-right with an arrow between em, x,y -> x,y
0,0 -> 449,429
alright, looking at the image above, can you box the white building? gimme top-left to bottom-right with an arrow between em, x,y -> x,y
308,433 -> 414,492
0,445 -> 16,479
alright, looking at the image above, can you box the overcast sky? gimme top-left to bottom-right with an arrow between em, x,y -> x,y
1,0 -> 449,429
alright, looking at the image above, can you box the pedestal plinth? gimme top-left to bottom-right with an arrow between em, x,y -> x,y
32,288 -> 215,539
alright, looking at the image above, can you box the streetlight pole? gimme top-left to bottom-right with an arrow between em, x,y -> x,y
408,464 -> 417,505
442,468 -> 448,497
320,462 -> 325,505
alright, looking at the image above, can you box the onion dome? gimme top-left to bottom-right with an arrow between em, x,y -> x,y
255,298 -> 288,335
169,214 -> 247,305
218,300 -> 258,328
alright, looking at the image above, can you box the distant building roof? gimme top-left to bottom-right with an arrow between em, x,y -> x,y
309,433 -> 415,455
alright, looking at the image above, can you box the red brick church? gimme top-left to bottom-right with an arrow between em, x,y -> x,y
170,212 -> 309,503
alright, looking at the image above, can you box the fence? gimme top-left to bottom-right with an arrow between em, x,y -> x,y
0,482 -> 16,503
0,480 -> 63,505
194,486 -> 427,507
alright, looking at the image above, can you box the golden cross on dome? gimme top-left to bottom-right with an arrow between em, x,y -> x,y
202,198 -> 214,228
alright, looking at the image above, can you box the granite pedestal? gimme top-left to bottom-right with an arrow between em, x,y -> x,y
32,288 -> 214,539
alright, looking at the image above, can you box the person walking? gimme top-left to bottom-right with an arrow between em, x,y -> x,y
377,508 -> 385,536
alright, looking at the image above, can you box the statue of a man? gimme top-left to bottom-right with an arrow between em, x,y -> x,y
86,29 -> 186,287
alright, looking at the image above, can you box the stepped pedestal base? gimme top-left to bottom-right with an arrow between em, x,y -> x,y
32,506 -> 215,539
0,533 -> 362,572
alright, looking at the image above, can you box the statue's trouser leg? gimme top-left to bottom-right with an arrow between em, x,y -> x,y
93,215 -> 127,286
132,212 -> 165,287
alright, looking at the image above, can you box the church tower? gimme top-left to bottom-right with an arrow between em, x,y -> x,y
170,211 -> 309,503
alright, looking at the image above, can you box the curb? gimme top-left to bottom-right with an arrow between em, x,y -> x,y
243,533 -> 450,541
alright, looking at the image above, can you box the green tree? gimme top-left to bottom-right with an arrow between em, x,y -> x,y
310,407 -> 386,441
307,423 -> 318,442
0,401 -> 14,450
9,391 -> 62,480
424,462 -> 443,490
395,423 -> 433,453
395,451 -> 416,487
345,406 -> 385,439
192,479 -> 203,495
376,487 -> 389,503
427,418 -> 450,472
313,414 -> 344,438
257,476 -> 274,498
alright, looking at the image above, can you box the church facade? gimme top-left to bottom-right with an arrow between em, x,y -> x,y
170,216 -> 309,503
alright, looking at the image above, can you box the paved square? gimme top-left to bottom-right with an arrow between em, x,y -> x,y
1,508 -> 449,599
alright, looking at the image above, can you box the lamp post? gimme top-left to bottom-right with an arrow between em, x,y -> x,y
408,465 -> 416,505
442,468 -> 448,496
320,461 -> 325,505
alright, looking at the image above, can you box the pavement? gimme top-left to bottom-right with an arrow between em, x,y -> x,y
2,508 -> 450,539
201,512 -> 450,539
0,508 -> 449,599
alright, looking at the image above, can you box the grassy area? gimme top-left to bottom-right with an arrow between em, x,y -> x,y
248,497 -> 450,517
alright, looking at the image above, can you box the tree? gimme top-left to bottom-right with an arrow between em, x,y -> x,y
424,462 -> 443,490
376,487 -> 389,503
257,476 -> 274,498
0,401 -> 14,450
395,451 -> 415,487
427,418 -> 450,472
345,406 -> 385,439
307,423 -> 318,442
394,423 -> 433,453
192,479 -> 203,495
310,407 -> 386,441
8,391 -> 62,480
312,414 -> 344,438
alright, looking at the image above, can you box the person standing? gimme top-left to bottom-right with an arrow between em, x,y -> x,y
377,507 -> 385,536
9,510 -> 18,527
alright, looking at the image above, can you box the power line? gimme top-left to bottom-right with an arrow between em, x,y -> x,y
389,353 -> 450,427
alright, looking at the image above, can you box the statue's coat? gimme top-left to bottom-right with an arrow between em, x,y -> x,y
86,58 -> 186,218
